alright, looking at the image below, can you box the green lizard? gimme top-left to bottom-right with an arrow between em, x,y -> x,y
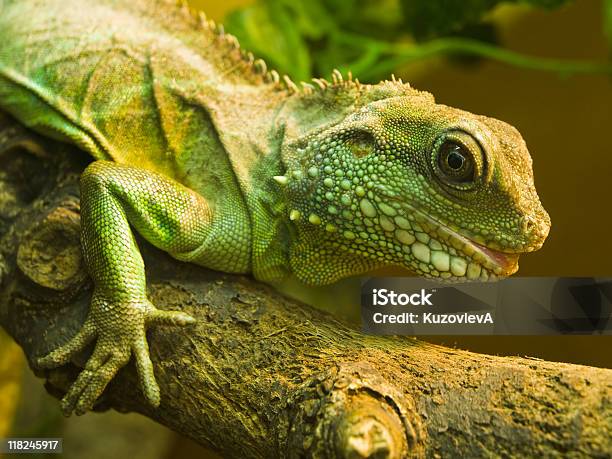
0,0 -> 550,416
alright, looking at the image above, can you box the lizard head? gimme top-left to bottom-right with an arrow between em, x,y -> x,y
280,84 -> 550,284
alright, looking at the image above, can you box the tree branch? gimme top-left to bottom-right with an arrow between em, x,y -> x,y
0,116 -> 610,458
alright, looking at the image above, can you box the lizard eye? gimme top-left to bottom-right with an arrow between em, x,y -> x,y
433,131 -> 484,187
438,141 -> 474,182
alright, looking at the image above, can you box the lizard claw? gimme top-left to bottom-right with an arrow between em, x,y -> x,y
37,296 -> 195,416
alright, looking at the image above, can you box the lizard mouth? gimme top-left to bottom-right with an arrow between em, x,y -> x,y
472,241 -> 519,274
390,200 -> 520,280
442,224 -> 520,277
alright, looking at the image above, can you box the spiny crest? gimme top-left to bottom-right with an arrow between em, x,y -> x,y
172,0 -> 276,83
173,0 -> 415,99
277,68 -> 417,102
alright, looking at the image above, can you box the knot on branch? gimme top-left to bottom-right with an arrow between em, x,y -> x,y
16,201 -> 85,292
333,393 -> 404,459
287,363 -> 425,458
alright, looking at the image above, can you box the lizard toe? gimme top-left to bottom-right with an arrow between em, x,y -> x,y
146,309 -> 196,327
133,335 -> 160,407
73,352 -> 130,415
36,319 -> 96,369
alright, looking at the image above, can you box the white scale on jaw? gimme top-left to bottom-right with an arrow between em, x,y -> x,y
398,207 -> 520,281
354,199 -> 513,281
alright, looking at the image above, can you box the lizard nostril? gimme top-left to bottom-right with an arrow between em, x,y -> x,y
520,213 -> 550,249
521,215 -> 536,233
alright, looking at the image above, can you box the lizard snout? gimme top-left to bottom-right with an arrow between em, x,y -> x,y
520,210 -> 551,252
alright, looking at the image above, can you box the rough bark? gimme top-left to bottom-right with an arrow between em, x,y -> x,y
0,116 -> 610,458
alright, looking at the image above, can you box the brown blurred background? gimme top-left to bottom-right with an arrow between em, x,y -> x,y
1,1 -> 611,458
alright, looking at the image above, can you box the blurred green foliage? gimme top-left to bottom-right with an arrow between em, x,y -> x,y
605,0 -> 612,51
224,0 -> 612,83
400,0 -> 571,40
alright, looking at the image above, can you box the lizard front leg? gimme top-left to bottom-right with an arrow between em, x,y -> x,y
37,160 -> 213,415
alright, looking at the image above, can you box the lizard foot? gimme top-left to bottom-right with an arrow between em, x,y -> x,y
36,295 -> 195,416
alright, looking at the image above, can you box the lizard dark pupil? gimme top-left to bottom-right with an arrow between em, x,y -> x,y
437,139 -> 475,183
447,149 -> 465,170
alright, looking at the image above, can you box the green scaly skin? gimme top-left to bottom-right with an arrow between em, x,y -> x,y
0,0 -> 550,415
